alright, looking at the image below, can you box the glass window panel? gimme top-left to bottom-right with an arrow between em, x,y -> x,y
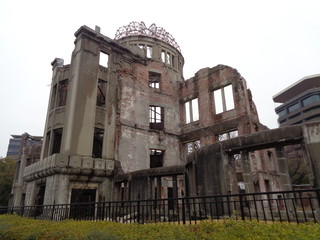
302,95 -> 320,106
278,109 -> 286,117
288,102 -> 300,113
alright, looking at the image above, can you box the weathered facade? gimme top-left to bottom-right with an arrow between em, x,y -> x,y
8,133 -> 42,207
12,22 -> 286,207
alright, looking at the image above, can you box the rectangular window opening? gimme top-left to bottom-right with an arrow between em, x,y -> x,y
92,128 -> 104,158
57,80 -> 68,107
50,85 -> 57,110
217,129 -> 238,141
161,51 -> 166,63
224,85 -> 234,110
191,98 -> 199,121
97,79 -> 107,107
166,52 -> 171,65
147,45 -> 153,58
186,140 -> 201,155
150,149 -> 164,168
148,72 -> 161,89
149,106 -> 164,130
51,128 -> 63,154
214,88 -> 223,114
185,98 -> 199,123
99,52 -> 109,68
214,85 -> 234,113
44,131 -> 51,158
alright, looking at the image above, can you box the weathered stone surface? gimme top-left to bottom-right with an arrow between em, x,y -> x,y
13,24 -> 320,208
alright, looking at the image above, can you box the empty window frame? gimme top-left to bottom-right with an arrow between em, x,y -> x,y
146,45 -> 153,58
213,85 -> 234,114
96,79 -> 107,107
57,80 -> 68,107
50,84 -> 57,110
217,129 -> 238,141
99,51 -> 109,68
166,52 -> 171,65
148,72 -> 161,89
50,80 -> 69,109
51,128 -> 63,154
161,50 -> 174,66
137,44 -> 153,58
149,106 -> 164,130
150,149 -> 164,168
92,128 -> 104,158
161,50 -> 166,63
43,131 -> 51,158
186,140 -> 201,155
185,98 -> 199,123
178,57 -> 183,71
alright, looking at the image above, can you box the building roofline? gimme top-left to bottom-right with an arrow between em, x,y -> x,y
273,74 -> 320,103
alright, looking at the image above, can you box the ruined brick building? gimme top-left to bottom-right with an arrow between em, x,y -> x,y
11,22 -> 286,207
8,133 -> 42,206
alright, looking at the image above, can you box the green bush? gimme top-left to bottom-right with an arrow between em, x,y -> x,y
0,214 -> 319,240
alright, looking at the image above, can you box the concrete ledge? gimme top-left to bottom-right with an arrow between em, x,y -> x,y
23,154 -> 116,181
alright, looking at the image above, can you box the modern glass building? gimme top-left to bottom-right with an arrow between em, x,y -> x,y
273,74 -> 320,126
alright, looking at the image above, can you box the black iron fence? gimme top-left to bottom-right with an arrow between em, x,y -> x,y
1,189 -> 319,224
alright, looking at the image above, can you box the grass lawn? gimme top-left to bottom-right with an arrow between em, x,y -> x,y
0,214 -> 319,240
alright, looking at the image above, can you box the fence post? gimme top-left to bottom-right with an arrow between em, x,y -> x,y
137,201 -> 140,223
182,198 -> 186,225
102,202 -> 105,220
239,194 -> 245,220
51,203 -> 55,220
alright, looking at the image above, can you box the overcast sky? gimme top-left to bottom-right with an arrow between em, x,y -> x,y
0,0 -> 319,157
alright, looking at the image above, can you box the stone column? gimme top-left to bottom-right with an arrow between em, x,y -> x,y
172,176 -> 178,199
275,146 -> 292,191
150,177 -> 155,199
240,151 -> 255,193
156,177 -> 162,199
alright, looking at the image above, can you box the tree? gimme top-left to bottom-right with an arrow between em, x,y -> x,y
288,157 -> 310,185
0,157 -> 16,206
285,145 -> 310,185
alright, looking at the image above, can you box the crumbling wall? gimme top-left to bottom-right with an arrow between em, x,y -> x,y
117,58 -> 183,172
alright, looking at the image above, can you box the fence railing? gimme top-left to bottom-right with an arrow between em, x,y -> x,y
1,189 -> 319,224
